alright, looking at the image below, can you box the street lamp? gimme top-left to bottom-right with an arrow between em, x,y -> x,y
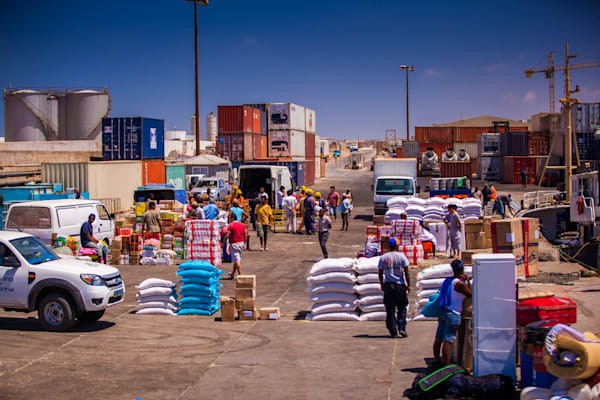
186,0 -> 209,156
400,65 -> 414,141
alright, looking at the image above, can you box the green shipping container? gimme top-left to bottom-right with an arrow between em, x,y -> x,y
166,164 -> 186,190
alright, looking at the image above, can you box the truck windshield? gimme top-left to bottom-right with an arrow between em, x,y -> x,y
134,190 -> 175,203
196,179 -> 217,187
10,236 -> 59,265
376,178 -> 414,196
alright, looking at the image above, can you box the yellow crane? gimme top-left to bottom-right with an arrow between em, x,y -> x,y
525,53 -> 600,113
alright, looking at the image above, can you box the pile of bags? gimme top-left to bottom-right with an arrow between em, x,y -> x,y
140,238 -> 176,265
405,197 -> 426,221
185,219 -> 222,266
353,256 -> 386,321
411,263 -> 471,321
135,278 -> 178,316
306,258 -> 359,321
461,198 -> 483,220
424,197 -> 446,220
385,196 -> 482,224
176,260 -> 223,315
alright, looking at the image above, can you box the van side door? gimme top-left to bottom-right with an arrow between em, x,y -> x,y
0,242 -> 28,307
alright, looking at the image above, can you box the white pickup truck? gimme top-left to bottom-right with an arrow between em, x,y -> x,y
0,231 -> 124,331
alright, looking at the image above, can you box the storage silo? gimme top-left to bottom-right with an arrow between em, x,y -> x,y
3,89 -> 59,141
206,112 -> 217,142
62,89 -> 110,141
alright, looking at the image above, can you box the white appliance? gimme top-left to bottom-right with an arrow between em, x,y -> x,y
472,253 -> 517,381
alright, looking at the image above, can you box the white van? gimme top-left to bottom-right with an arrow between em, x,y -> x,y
5,199 -> 115,245
237,165 -> 295,206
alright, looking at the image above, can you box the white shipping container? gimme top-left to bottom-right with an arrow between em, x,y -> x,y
315,135 -> 321,157
452,142 -> 478,159
305,107 -> 316,133
269,103 -> 306,131
315,156 -> 321,178
320,139 -> 329,157
290,129 -> 306,158
269,130 -> 291,157
402,140 -> 420,157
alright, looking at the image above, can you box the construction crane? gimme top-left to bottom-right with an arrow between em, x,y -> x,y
525,52 -> 600,113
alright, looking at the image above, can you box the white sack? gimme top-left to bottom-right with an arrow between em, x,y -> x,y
311,301 -> 356,316
354,283 -> 383,296
356,273 -> 380,285
136,295 -> 177,304
310,258 -> 355,275
137,286 -> 173,298
311,292 -> 358,305
136,308 -> 177,316
308,312 -> 360,321
138,301 -> 178,311
359,303 -> 386,313
135,278 -> 176,290
309,282 -> 355,295
358,294 -> 384,306
359,311 -> 387,321
416,278 -> 446,289
307,271 -> 355,285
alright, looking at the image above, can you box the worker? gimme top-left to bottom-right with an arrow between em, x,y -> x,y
315,191 -> 327,210
141,201 -> 162,240
446,204 -> 461,259
303,189 -> 316,235
234,189 -> 246,208
472,187 -> 483,205
254,195 -> 273,251
297,187 -> 306,233
202,198 -> 220,220
521,168 -> 527,189
225,185 -> 237,206
316,206 -> 332,259
229,199 -> 249,223
378,237 -> 410,338
258,187 -> 268,202
282,189 -> 299,234
340,193 -> 353,231
276,186 -> 285,209
490,184 -> 497,201
80,214 -> 108,264
433,260 -> 472,364
481,184 -> 491,208
327,186 -> 340,221
223,212 -> 248,279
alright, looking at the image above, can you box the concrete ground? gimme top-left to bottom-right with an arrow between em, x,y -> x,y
1,161 -> 598,400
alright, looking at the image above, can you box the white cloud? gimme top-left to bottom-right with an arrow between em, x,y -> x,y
522,90 -> 536,104
423,68 -> 441,77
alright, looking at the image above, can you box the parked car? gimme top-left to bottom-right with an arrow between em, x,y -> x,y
191,177 -> 231,201
0,231 -> 124,331
5,199 -> 115,246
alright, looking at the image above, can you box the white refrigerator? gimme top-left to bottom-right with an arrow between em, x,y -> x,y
472,253 -> 517,381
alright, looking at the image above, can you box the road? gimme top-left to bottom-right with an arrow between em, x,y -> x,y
0,162 -> 598,400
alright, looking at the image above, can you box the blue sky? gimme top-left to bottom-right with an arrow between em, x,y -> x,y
1,0 -> 599,140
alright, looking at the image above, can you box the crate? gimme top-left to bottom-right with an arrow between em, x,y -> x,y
516,296 -> 577,326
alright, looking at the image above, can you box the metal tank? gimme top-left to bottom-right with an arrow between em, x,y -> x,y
61,89 -> 110,141
457,149 -> 471,161
206,112 -> 217,142
441,148 -> 458,162
3,89 -> 59,141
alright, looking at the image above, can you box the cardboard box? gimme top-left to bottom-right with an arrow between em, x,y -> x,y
238,308 -> 258,321
491,219 -> 523,252
380,234 -> 390,254
220,296 -> 236,322
491,218 -> 538,278
259,307 -> 280,320
162,226 -> 174,235
461,249 -> 491,265
366,226 -> 379,237
111,238 -> 122,250
464,220 -> 486,250
161,218 -> 174,227
373,215 -> 385,226
235,287 -> 256,300
235,298 -> 256,311
235,275 -> 256,289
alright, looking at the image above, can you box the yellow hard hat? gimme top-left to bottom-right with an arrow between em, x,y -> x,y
301,185 -> 306,190
315,192 -> 321,197
235,189 -> 242,195
307,189 -> 314,195
232,185 -> 238,190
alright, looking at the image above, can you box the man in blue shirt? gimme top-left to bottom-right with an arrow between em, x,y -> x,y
378,237 -> 411,338
80,214 -> 108,264
229,199 -> 248,223
202,199 -> 220,220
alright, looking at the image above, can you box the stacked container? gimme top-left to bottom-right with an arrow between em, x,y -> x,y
477,133 -> 501,180
572,103 -> 600,168
102,117 -> 165,161
217,105 -> 259,162
268,103 -> 306,158
501,131 -> 529,156
528,132 -> 550,156
501,157 -> 537,184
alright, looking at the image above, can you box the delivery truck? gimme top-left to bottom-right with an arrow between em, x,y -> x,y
372,158 -> 419,215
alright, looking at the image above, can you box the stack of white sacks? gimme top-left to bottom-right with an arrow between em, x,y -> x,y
353,256 -> 386,321
385,197 -> 407,223
405,197 -> 426,221
385,196 -> 481,225
185,219 -> 222,266
135,278 -> 178,316
411,263 -> 471,321
461,198 -> 483,220
306,258 -> 359,321
424,197 -> 446,220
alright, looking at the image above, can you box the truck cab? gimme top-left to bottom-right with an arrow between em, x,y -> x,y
373,176 -> 418,215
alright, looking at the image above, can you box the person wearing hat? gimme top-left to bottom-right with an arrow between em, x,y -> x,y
340,193 -> 353,231
434,259 -> 472,364
446,204 -> 461,258
254,195 -> 273,251
378,237 -> 410,338
315,191 -> 327,210
225,185 -> 237,206
303,189 -> 316,235
80,213 -> 108,264
316,205 -> 332,258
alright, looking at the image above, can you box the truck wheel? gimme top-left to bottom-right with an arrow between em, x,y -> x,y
38,294 -> 76,332
78,310 -> 105,324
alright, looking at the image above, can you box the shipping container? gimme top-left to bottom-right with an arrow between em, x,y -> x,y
477,133 -> 501,157
419,142 -> 452,158
501,157 -> 537,184
415,127 -> 454,143
269,103 -> 306,131
252,108 -> 261,134
253,134 -> 267,159
501,131 -> 529,156
477,156 -> 501,180
142,160 -> 166,185
455,127 -> 491,142
572,102 -> 600,132
321,158 -> 326,177
217,132 -> 254,162
528,132 -> 550,156
42,161 -> 143,212
320,138 -> 329,157
291,129 -> 306,158
402,140 -> 420,158
315,155 -> 321,178
165,163 -> 185,190
305,133 -> 315,158
440,161 -> 472,178
470,159 -> 478,177
452,142 -> 478,159
102,117 -> 165,161
305,156 -> 316,186
217,105 -> 254,134
315,136 -> 321,157
245,104 -> 268,135
305,107 -> 316,133
269,130 -> 291,157
576,132 -> 600,160
243,160 -> 305,187
540,113 -> 561,132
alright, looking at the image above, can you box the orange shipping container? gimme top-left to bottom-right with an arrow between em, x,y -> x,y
252,108 -> 261,134
253,134 -> 267,159
455,127 -> 493,142
321,158 -> 326,177
142,160 -> 166,185
415,127 -> 455,143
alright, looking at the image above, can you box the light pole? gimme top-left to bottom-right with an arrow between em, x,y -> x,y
186,0 -> 209,156
400,65 -> 414,141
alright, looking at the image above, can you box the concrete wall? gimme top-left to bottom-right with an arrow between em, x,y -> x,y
0,140 -> 101,165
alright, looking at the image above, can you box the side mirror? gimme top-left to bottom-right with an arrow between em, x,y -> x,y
416,185 -> 421,194
3,256 -> 20,268
110,213 -> 115,219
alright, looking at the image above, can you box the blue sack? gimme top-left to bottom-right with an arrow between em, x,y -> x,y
179,296 -> 215,305
422,292 -> 441,317
177,269 -> 217,279
177,308 -> 217,316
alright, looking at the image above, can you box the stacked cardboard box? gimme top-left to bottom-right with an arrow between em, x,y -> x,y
464,220 -> 486,250
236,275 -> 258,320
491,218 -> 539,277
259,307 -> 280,320
220,296 -> 236,322
129,234 -> 141,264
110,238 -> 122,264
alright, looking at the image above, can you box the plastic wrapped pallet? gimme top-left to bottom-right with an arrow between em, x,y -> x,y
135,278 -> 177,315
176,260 -> 223,315
307,258 -> 359,321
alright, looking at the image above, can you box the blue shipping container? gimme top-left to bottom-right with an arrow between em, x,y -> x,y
501,131 -> 529,156
102,117 -> 165,160
572,103 -> 600,133
243,160 -> 305,187
576,132 -> 600,160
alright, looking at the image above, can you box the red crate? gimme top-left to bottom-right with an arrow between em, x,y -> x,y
516,296 -> 577,326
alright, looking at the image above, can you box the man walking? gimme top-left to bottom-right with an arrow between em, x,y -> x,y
378,237 -> 410,338
203,198 -> 220,220
80,214 -> 108,264
316,206 -> 332,259
327,186 -> 340,221
224,213 -> 247,279
303,189 -> 316,235
521,168 -> 527,189
254,195 -> 273,251
282,189 -> 298,233
141,201 -> 162,240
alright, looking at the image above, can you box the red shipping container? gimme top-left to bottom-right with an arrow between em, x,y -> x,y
305,133 -> 316,157
217,105 -> 254,133
528,132 -> 549,156
415,127 -> 454,143
321,158 -> 326,177
217,133 -> 254,162
502,157 -> 537,184
396,148 -> 402,158
455,127 -> 493,142
419,142 -> 452,158
253,134 -> 267,159
142,160 -> 166,185
252,108 -> 261,134
305,157 -> 316,186
440,161 -> 472,178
